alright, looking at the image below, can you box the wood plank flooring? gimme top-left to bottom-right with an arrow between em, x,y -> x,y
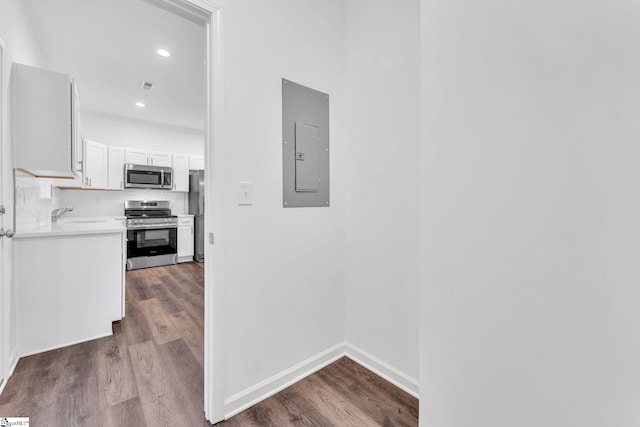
217,357 -> 418,427
0,262 -> 208,427
0,262 -> 418,426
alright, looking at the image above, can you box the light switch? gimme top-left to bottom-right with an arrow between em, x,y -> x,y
238,181 -> 253,205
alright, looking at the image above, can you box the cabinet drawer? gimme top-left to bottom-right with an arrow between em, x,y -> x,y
178,217 -> 194,226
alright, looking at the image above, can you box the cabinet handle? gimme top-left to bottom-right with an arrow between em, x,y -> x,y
191,226 -> 193,235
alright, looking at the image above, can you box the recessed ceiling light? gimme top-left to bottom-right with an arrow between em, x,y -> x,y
156,49 -> 171,58
135,102 -> 146,108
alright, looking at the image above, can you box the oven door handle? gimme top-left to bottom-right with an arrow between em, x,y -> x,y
127,224 -> 178,230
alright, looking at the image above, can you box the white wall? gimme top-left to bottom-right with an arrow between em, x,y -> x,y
81,110 -> 204,156
421,0 -> 640,425
344,0 -> 420,392
0,0 -> 47,386
220,0 -> 347,415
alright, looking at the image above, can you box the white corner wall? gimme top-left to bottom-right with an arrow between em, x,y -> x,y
421,0 -> 640,425
344,0 -> 420,395
221,0 -> 347,416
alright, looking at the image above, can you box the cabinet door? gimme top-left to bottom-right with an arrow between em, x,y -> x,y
124,148 -> 149,165
172,154 -> 189,192
84,140 -> 108,189
189,155 -> 205,171
107,146 -> 125,190
12,63 -> 75,177
178,224 -> 195,258
149,151 -> 172,167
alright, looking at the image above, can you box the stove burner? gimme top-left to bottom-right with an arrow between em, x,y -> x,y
124,200 -> 178,229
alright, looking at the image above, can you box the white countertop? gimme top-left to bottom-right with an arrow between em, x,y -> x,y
15,218 -> 125,239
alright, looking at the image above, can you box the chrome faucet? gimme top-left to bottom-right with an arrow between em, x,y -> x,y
51,206 -> 73,223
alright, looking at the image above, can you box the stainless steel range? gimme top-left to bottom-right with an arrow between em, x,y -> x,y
125,200 -> 178,270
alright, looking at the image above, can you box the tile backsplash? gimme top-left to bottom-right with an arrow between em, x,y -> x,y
14,170 -> 188,230
57,188 -> 187,217
14,171 -> 57,230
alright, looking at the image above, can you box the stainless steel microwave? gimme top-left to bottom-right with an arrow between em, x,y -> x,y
124,164 -> 173,189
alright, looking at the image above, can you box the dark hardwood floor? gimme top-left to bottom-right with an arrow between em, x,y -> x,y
217,357 -> 418,427
0,262 -> 208,427
0,262 -> 418,427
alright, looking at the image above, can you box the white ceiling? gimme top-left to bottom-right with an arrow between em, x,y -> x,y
21,0 -> 206,131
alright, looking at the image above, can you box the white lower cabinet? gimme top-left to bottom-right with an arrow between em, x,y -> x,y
14,231 -> 124,356
177,215 -> 194,262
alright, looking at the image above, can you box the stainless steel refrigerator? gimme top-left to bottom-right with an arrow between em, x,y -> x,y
188,170 -> 205,262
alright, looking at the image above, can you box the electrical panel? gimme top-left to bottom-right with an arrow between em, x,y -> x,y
282,79 -> 330,208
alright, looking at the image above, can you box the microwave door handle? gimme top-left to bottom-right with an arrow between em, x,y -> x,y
161,170 -> 165,187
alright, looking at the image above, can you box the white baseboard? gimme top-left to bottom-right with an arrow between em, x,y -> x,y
19,332 -> 113,359
223,341 -> 419,420
224,342 -> 346,419
344,342 -> 419,399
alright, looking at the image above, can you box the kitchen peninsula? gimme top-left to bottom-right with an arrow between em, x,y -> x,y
13,218 -> 125,356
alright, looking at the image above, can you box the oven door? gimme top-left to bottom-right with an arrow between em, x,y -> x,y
127,226 -> 177,259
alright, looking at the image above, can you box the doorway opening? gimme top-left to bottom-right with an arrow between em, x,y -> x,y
2,0 -> 225,423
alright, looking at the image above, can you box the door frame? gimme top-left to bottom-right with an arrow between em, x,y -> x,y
0,36 -> 15,397
0,36 -> 6,394
143,0 -> 226,423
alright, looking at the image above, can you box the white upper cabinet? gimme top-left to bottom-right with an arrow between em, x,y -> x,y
12,63 -> 79,178
189,155 -> 205,171
172,154 -> 189,192
83,140 -> 108,189
124,148 -> 172,167
54,141 -> 200,191
149,151 -> 173,167
108,146 -> 125,190
124,148 -> 149,165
